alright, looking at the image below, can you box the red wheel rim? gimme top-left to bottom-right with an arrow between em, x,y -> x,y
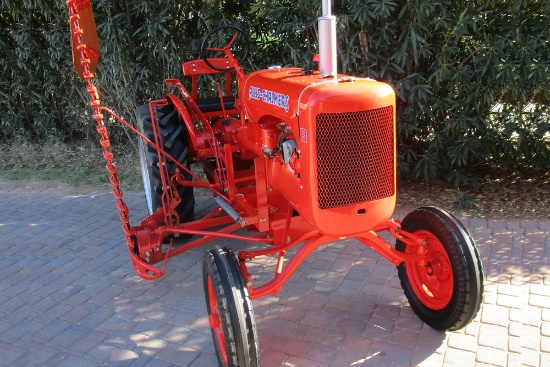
207,275 -> 228,366
405,230 -> 454,310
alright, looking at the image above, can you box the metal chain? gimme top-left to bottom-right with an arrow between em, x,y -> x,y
66,1 -> 132,244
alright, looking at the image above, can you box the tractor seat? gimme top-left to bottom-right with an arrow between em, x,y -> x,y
195,96 -> 236,113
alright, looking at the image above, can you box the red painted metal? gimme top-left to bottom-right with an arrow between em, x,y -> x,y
182,58 -> 234,99
65,1 -> 434,305
68,0 -> 100,79
65,5 -> 483,362
249,234 -> 336,299
207,275 -> 229,366
66,0 -> 132,251
404,230 -> 454,310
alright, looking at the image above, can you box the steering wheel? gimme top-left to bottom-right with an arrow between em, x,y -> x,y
200,25 -> 250,72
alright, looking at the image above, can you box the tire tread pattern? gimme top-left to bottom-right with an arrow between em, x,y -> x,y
203,247 -> 259,367
396,206 -> 484,330
136,104 -> 194,222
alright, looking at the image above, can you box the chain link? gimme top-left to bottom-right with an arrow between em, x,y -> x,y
67,1 -> 133,245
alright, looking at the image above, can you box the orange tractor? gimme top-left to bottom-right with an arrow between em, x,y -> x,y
67,1 -> 483,366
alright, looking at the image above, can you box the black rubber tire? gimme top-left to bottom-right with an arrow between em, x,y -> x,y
396,207 -> 484,331
136,104 -> 195,222
203,247 -> 259,367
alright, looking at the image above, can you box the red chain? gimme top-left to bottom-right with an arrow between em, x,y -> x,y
66,1 -> 132,243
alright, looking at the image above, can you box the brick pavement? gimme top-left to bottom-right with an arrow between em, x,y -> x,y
0,187 -> 548,366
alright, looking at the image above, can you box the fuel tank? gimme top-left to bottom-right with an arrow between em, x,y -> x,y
241,68 -> 397,236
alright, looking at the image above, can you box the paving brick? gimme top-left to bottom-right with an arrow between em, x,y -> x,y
395,314 -> 424,333
412,352 -> 445,367
480,304 -> 509,327
85,343 -> 122,363
509,306 -> 541,327
529,292 -> 550,308
268,334 -> 312,358
2,189 -> 550,366
66,329 -> 109,355
363,316 -> 395,341
0,341 -> 28,365
541,336 -> 550,353
337,317 -> 366,335
416,326 -> 447,355
189,353 -> 218,367
388,328 -> 418,349
283,355 -> 329,367
443,348 -> 476,367
136,338 -> 169,357
507,335 -> 522,354
155,343 -> 201,366
126,355 -> 153,367
369,340 -> 414,364
1,318 -> 45,342
54,353 -> 99,367
304,342 -> 337,365
519,347 -> 541,367
183,331 -> 215,354
106,348 -> 141,367
286,325 -> 321,345
302,310 -> 343,330
448,332 -> 478,352
48,329 -> 82,349
105,330 -> 149,350
478,323 -> 508,350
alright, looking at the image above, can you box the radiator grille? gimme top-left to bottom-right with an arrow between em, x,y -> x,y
316,106 -> 395,209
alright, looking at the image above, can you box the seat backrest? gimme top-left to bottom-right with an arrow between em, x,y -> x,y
182,58 -> 235,99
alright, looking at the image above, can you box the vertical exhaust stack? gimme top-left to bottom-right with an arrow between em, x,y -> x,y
318,0 -> 337,77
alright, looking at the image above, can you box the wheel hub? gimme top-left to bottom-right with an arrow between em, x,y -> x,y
406,231 -> 454,310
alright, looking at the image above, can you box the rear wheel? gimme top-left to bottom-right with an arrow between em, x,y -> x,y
203,247 -> 259,367
396,207 -> 483,330
136,104 -> 195,222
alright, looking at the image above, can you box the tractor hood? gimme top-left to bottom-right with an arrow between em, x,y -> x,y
241,67 -> 316,124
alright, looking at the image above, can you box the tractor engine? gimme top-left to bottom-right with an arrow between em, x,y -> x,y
238,68 -> 397,236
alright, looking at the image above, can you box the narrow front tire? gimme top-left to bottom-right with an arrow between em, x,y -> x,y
203,247 -> 259,367
396,207 -> 483,330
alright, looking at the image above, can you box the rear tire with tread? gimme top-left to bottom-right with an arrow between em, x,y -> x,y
136,104 -> 194,222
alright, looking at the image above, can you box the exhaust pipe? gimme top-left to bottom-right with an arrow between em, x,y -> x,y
318,0 -> 337,77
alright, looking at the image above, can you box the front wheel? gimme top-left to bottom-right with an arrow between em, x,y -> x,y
203,247 -> 259,367
396,207 -> 483,331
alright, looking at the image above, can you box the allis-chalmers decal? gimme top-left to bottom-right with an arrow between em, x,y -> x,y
249,86 -> 290,112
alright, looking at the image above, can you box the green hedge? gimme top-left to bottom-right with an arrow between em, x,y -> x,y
1,0 -> 548,185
